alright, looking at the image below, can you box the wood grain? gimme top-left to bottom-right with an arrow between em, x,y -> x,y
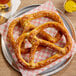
0,0 -> 76,76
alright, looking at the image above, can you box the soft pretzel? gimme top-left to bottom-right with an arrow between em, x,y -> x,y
20,11 -> 64,43
15,22 -> 72,69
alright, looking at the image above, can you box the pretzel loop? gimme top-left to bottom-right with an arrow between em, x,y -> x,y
7,18 -> 35,53
15,22 -> 72,69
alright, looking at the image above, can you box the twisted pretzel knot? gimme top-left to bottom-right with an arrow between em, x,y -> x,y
15,22 -> 72,69
7,11 -> 64,53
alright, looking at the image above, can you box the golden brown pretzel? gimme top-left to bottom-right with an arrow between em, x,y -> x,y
15,22 -> 72,69
20,11 -> 64,43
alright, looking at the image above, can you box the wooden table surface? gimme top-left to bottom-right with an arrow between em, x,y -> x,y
0,0 -> 76,76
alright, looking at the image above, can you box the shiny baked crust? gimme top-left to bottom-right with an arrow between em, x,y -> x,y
15,22 -> 72,69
